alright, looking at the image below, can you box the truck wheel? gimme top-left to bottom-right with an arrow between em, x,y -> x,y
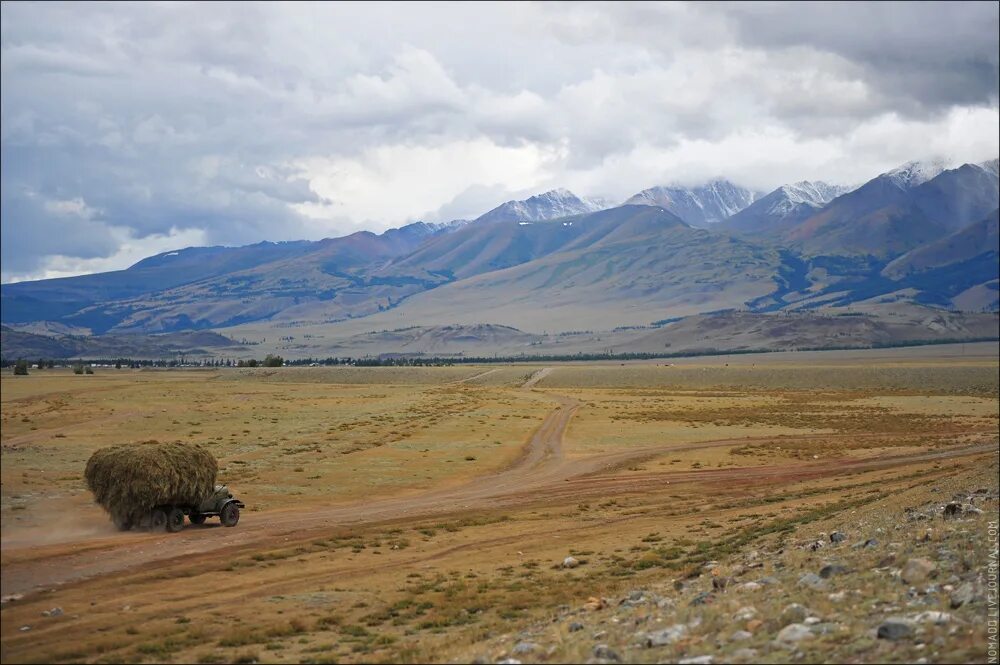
149,509 -> 167,531
189,513 -> 207,525
220,502 -> 240,527
166,507 -> 185,533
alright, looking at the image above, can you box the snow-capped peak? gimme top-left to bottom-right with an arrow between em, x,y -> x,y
623,179 -> 760,227
777,181 -> 852,207
474,189 -> 608,224
883,158 -> 951,189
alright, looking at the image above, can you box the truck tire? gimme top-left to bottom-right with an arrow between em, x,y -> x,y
149,509 -> 167,531
166,507 -> 185,532
220,502 -> 240,527
189,513 -> 207,525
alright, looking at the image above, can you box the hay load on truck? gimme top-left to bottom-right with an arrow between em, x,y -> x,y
84,441 -> 245,533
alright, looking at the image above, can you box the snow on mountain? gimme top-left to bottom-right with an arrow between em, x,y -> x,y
766,181 -> 853,216
882,158 -> 951,189
975,158 -> 999,178
623,179 -> 760,227
719,180 -> 851,236
474,189 -> 609,224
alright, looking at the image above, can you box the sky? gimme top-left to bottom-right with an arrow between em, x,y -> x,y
1,1 -> 998,282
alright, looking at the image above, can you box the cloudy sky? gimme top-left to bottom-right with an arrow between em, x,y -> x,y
2,1 -> 998,282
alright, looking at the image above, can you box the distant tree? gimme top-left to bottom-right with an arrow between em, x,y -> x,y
85,366 -> 94,375
37,358 -> 46,370
263,354 -> 284,367
14,358 -> 29,376
115,359 -> 122,369
72,363 -> 84,375
46,360 -> 56,368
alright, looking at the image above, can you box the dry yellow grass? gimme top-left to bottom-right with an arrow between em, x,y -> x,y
0,349 -> 997,664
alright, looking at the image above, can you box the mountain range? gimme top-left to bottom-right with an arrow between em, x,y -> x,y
1,158 -> 997,359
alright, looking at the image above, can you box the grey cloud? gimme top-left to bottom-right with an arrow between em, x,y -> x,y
1,1 -> 998,280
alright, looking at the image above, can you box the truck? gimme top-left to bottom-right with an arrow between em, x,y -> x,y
115,484 -> 246,533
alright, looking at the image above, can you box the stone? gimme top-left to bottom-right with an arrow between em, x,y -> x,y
563,556 -> 580,569
782,603 -> 809,623
950,582 -> 976,608
733,606 -> 757,621
643,624 -> 687,647
901,558 -> 935,584
776,623 -> 814,643
877,621 -> 913,640
592,645 -> 621,662
712,576 -> 731,591
809,622 -> 840,636
828,591 -> 847,602
678,657 -> 714,664
511,642 -> 538,655
497,660 -> 522,665
942,502 -> 963,518
656,597 -> 675,610
569,622 -> 585,632
798,573 -> 826,590
735,581 -> 761,592
731,648 -> 758,661
910,611 -> 952,625
731,630 -> 753,641
41,607 -> 63,617
689,591 -> 715,606
830,531 -> 846,543
819,564 -> 850,579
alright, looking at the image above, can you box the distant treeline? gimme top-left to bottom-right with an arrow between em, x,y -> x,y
283,336 -> 1000,366
3,336 -> 995,370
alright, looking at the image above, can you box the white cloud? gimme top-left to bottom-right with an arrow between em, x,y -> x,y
2,226 -> 209,283
293,138 -> 566,228
1,1 -> 997,281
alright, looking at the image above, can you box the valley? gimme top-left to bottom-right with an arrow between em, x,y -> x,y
0,344 -> 997,663
2,160 -> 996,364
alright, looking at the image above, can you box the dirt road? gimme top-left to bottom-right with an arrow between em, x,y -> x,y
2,372 -> 996,597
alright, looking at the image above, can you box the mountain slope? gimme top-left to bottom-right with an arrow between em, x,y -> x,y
473,189 -> 607,224
909,161 -> 1000,232
786,160 -> 998,258
721,181 -> 852,237
624,179 -> 759,227
880,209 -> 1000,311
329,206 -> 788,331
0,240 -> 315,326
883,209 -> 999,279
4,222 -> 449,334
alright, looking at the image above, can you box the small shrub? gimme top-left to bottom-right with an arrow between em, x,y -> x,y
13,359 -> 28,375
72,364 -> 84,375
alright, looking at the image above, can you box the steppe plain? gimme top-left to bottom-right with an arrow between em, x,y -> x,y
1,342 -> 998,664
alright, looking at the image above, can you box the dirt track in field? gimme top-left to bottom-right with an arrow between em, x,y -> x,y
2,369 -> 996,597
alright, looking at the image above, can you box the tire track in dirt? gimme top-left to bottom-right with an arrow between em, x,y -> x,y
2,370 -> 996,596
